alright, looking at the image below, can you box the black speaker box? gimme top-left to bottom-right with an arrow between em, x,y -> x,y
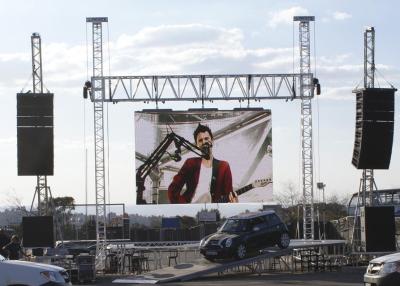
352,88 -> 395,169
17,127 -> 54,176
22,216 -> 54,248
360,206 -> 396,252
31,248 -> 44,256
17,93 -> 53,117
17,93 -> 54,176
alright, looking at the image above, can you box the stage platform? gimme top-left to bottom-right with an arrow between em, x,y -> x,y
112,239 -> 346,284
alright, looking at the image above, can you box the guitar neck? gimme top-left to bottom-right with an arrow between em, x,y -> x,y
215,183 -> 253,203
235,183 -> 253,196
214,179 -> 272,203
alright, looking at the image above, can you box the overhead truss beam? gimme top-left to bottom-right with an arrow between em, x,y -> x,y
90,73 -> 313,103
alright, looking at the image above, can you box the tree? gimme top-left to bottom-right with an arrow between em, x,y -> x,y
179,215 -> 197,229
46,196 -> 75,240
274,181 -> 301,208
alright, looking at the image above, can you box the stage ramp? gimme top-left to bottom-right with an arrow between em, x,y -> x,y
113,240 -> 345,284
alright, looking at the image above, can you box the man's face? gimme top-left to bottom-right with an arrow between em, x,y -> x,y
196,131 -> 213,148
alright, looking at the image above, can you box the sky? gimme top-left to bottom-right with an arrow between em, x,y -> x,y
1,0 -> 400,217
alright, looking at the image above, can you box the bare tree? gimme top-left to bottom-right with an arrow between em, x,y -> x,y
4,189 -> 29,216
274,181 -> 301,207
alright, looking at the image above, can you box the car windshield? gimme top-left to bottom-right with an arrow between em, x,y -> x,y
220,219 -> 249,233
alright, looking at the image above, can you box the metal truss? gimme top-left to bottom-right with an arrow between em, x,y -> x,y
30,33 -> 49,216
87,17 -> 108,270
31,33 -> 43,94
364,27 -> 375,88
350,27 -> 378,252
91,73 -> 311,104
33,176 -> 49,215
87,16 -> 317,268
362,169 -> 375,206
295,16 -> 315,240
363,27 -> 376,206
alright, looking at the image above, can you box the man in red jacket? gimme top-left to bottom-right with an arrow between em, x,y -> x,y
168,124 -> 237,204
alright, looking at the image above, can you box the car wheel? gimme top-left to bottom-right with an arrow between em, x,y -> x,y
278,232 -> 290,249
235,243 -> 247,259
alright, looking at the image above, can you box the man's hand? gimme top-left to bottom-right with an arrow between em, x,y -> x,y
229,191 -> 238,203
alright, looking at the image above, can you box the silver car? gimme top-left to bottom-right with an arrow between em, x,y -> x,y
364,252 -> 400,286
0,254 -> 71,286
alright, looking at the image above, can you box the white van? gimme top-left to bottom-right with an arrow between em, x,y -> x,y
0,254 -> 71,286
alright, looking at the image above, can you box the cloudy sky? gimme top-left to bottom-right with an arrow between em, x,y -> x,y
1,0 -> 399,216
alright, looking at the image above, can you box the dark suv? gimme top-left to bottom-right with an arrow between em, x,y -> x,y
199,210 -> 290,261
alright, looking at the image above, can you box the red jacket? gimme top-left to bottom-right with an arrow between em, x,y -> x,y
168,157 -> 233,203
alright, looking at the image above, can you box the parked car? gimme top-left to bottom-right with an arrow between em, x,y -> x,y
364,252 -> 400,286
199,210 -> 290,261
0,254 -> 71,286
55,240 -> 95,257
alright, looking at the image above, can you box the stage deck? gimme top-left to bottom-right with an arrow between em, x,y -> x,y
112,239 -> 346,284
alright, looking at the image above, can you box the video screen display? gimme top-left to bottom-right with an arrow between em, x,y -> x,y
135,110 -> 272,204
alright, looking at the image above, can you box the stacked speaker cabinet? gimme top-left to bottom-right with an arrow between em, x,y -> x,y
22,216 -> 55,248
352,88 -> 396,169
17,93 -> 54,176
360,206 -> 396,252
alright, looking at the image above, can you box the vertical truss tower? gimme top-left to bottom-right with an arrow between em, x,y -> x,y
86,17 -> 108,269
294,16 -> 315,240
351,27 -> 377,251
31,33 -> 50,216
362,27 -> 376,206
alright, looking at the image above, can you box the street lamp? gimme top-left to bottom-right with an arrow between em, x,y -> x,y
316,182 -> 326,239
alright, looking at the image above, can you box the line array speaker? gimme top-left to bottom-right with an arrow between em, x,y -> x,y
352,88 -> 396,169
17,93 -> 54,176
360,206 -> 396,252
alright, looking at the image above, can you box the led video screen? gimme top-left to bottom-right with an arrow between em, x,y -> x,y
135,110 -> 273,204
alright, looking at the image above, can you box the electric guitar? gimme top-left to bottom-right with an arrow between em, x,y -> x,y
215,178 -> 272,203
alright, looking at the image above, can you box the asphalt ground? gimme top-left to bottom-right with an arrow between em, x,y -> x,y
74,266 -> 366,286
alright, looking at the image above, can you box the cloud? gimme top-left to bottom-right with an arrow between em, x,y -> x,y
6,22 -> 395,101
43,43 -> 87,84
0,52 -> 29,62
109,24 -> 297,75
320,86 -> 355,100
109,24 -> 249,74
318,63 -> 362,73
333,11 -> 352,21
0,23 -> 303,92
268,6 -> 309,28
253,55 -> 294,72
323,11 -> 352,23
116,24 -> 243,49
319,54 -> 352,65
0,42 -> 87,89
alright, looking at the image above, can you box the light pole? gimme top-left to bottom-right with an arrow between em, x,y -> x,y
317,182 -> 326,239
